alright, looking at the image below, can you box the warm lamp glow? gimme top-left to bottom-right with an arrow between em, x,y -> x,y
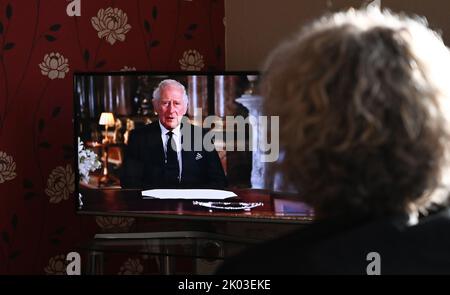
99,112 -> 114,144
99,112 -> 115,126
98,112 -> 116,186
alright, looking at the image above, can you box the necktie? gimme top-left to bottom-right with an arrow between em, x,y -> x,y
165,131 -> 180,185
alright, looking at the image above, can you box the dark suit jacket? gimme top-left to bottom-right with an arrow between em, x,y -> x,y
120,121 -> 227,189
216,208 -> 450,274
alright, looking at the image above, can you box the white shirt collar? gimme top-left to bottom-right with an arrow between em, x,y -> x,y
159,121 -> 181,137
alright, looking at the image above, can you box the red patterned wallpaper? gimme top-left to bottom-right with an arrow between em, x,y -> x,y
0,0 -> 224,274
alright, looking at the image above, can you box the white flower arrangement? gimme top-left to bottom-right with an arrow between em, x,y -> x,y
78,137 -> 101,183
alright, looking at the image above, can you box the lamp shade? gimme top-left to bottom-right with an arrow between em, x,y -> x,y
99,112 -> 115,126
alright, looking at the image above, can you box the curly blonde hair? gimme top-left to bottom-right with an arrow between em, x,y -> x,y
263,5 -> 450,218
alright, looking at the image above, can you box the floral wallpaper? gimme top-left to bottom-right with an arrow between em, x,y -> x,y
0,0 -> 224,274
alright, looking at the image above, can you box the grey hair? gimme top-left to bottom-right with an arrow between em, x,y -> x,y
262,4 -> 450,218
152,79 -> 188,104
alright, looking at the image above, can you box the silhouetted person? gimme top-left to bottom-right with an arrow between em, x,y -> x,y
218,4 -> 450,275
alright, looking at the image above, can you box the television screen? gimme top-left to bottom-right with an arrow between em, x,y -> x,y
74,71 -> 261,203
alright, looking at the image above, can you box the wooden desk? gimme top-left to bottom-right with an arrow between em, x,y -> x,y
78,186 -> 314,224
77,186 -> 314,274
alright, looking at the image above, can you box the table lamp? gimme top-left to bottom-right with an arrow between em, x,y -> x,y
98,112 -> 115,186
99,112 -> 115,143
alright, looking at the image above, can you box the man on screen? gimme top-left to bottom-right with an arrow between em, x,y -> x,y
120,79 -> 227,189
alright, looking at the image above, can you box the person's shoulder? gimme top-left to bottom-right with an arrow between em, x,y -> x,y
130,122 -> 160,137
218,209 -> 450,275
409,207 -> 450,234
181,122 -> 213,137
182,122 -> 204,131
216,228 -> 314,275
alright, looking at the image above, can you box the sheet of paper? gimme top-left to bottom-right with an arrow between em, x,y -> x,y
141,189 -> 237,200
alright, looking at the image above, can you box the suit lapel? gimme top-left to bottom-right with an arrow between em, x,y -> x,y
147,122 -> 165,167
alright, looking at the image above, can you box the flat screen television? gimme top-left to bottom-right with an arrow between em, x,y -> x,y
73,71 -> 261,205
